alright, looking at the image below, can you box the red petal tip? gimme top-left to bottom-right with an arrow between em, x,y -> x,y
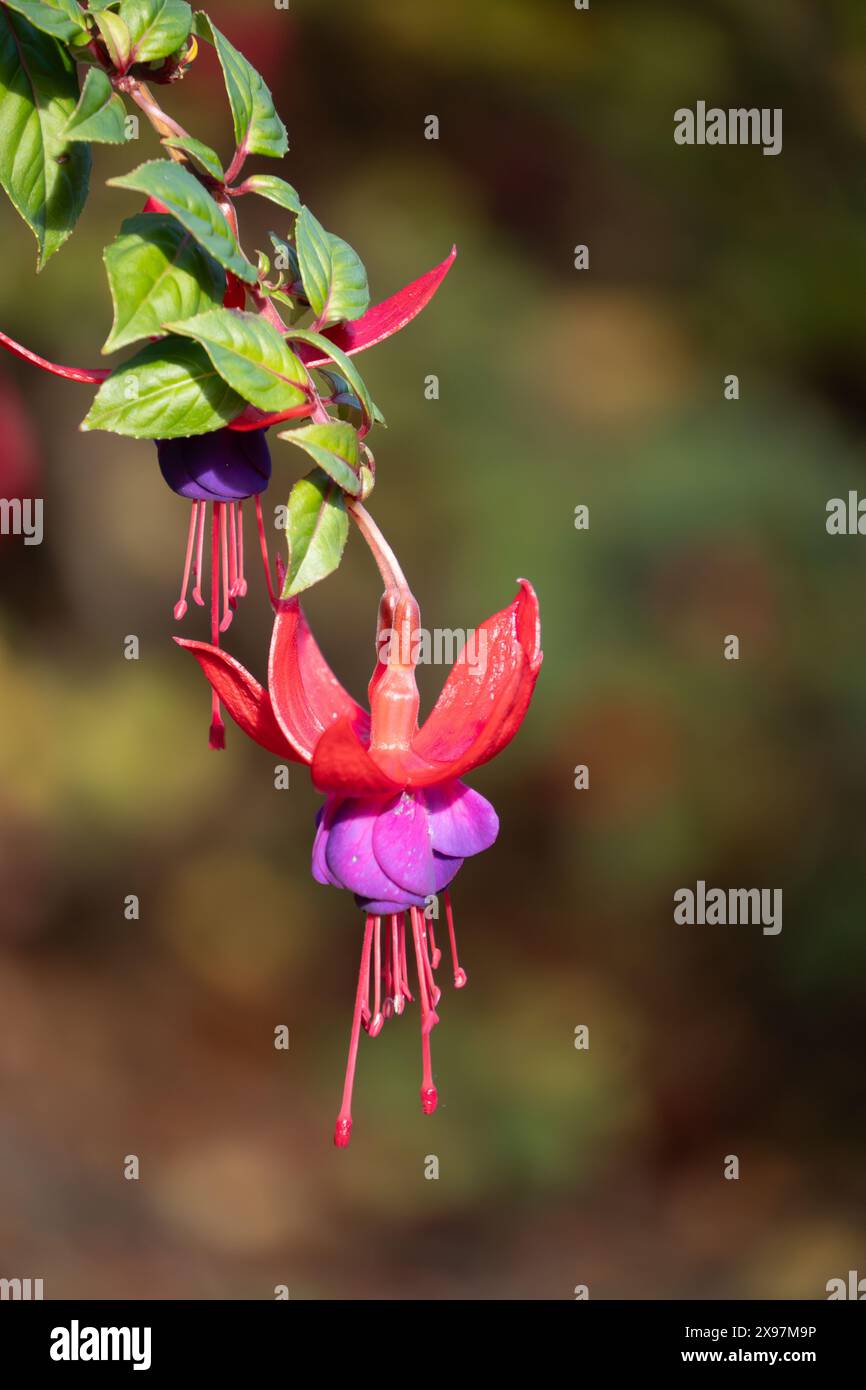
0,329 -> 110,384
296,246 -> 457,369
514,578 -> 543,665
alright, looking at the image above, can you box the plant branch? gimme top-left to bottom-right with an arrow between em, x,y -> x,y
117,78 -> 190,158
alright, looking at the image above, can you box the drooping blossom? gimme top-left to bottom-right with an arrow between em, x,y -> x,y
156,427 -> 280,747
0,249 -> 455,744
176,528 -> 542,1145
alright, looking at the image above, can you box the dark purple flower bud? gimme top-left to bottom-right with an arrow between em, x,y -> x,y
157,428 -> 271,501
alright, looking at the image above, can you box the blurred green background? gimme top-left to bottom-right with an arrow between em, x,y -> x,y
1,0 -> 866,1299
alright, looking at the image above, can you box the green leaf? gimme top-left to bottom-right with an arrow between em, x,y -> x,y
162,134 -> 223,181
0,9 -> 91,267
108,160 -> 257,284
295,205 -> 369,328
1,0 -> 86,43
277,421 -> 361,496
194,11 -> 287,160
102,212 -> 226,353
65,66 -> 128,144
282,468 -> 348,598
286,327 -> 382,430
165,308 -> 308,414
118,0 -> 191,63
82,337 -> 243,438
237,173 -> 300,212
94,8 -> 131,68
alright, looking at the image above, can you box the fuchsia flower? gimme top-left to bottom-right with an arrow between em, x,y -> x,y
0,250 -> 456,748
176,547 -> 542,1145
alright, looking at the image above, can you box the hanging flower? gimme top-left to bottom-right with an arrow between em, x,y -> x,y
176,521 -> 542,1145
0,246 -> 455,742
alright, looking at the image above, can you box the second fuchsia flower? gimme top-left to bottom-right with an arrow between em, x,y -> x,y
177,513 -> 542,1146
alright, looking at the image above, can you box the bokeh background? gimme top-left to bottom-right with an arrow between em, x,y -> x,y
1,0 -> 865,1299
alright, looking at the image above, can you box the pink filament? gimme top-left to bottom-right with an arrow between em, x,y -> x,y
334,916 -> 375,1147
399,914 -> 413,1003
420,914 -> 441,1009
192,500 -> 207,606
383,923 -> 394,1019
255,494 -> 276,606
444,890 -> 467,988
369,916 -> 383,1036
391,914 -> 404,1015
236,501 -> 247,597
410,908 -> 438,1113
219,502 -> 232,632
228,502 -> 239,599
174,501 -> 198,621
208,506 -> 225,750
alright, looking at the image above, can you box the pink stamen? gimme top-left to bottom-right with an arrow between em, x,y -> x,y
228,502 -> 239,600
236,501 -> 248,597
255,495 -> 277,606
428,915 -> 442,970
391,914 -> 404,1015
368,916 -> 383,1037
420,913 -> 441,1008
208,506 -> 225,751
360,921 -> 373,1032
174,501 -> 198,621
411,908 -> 439,1034
383,923 -> 394,1020
444,890 -> 467,988
399,913 -> 413,1004
219,502 -> 232,632
192,500 -> 207,606
334,916 -> 375,1147
410,908 -> 438,1113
